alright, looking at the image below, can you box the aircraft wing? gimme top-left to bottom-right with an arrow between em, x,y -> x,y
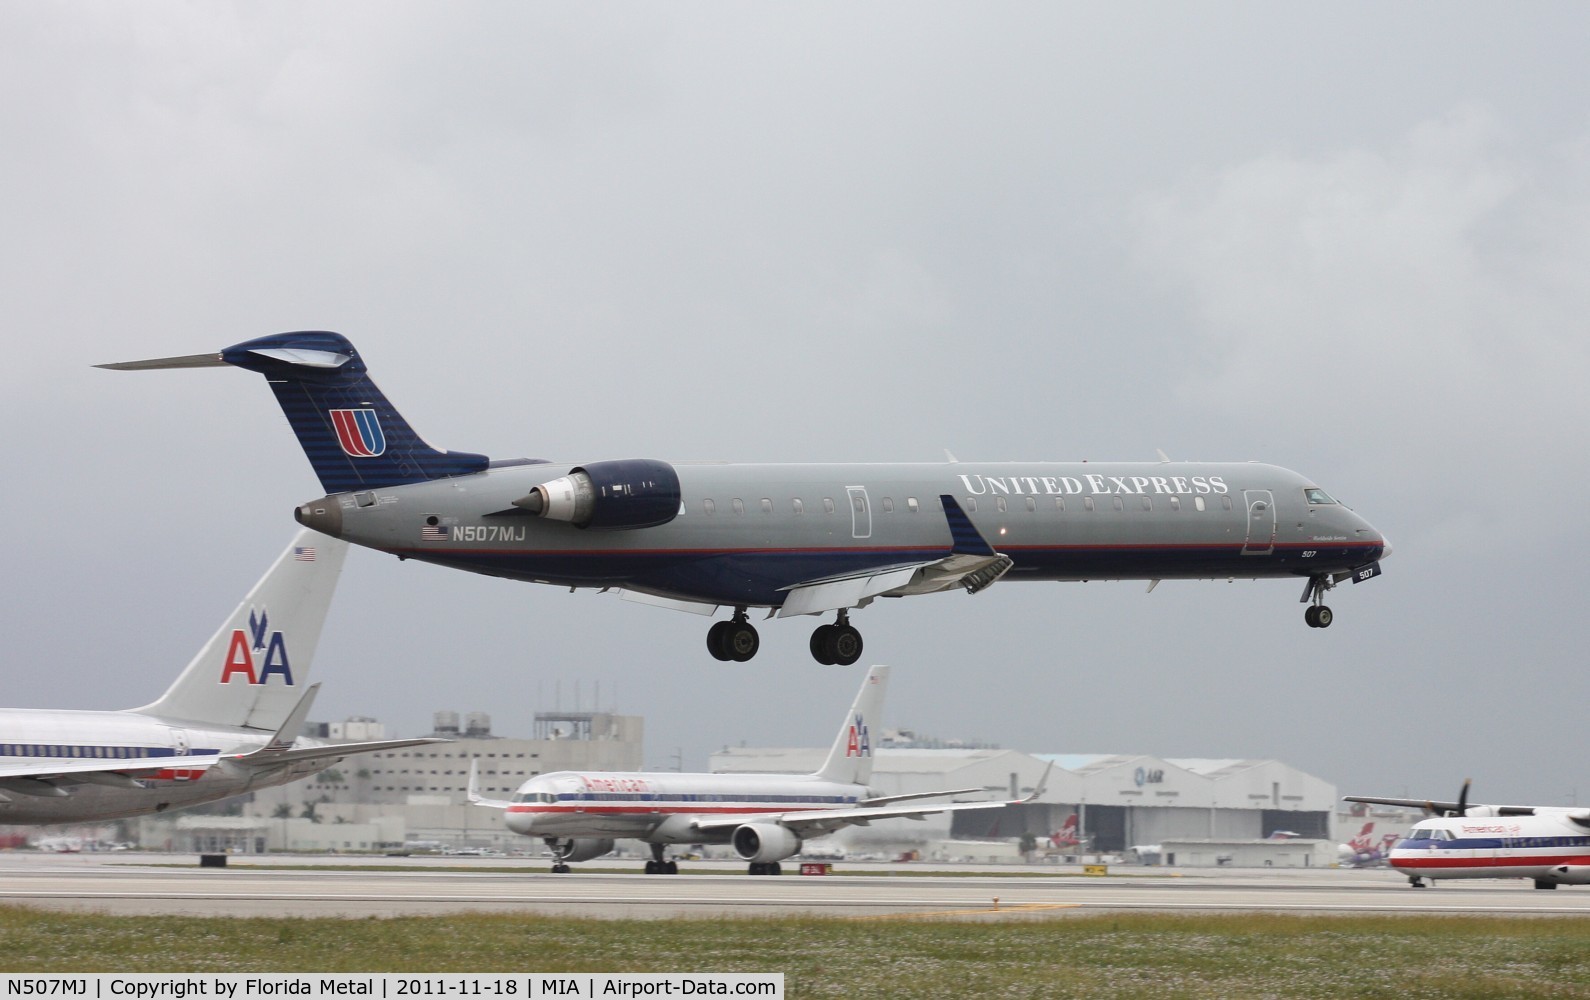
776,496 -> 1013,617
1343,794 -> 1550,818
858,787 -> 986,807
692,763 -> 1054,837
0,756 -> 227,794
1343,795 -> 1456,812
223,737 -> 447,770
687,796 -> 1012,837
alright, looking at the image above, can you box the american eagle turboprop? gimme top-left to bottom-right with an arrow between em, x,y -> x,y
0,530 -> 444,823
101,332 -> 1390,664
1346,783 -> 1590,890
467,664 -> 1032,874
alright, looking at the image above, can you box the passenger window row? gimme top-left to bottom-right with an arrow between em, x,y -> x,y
693,494 -> 1243,516
698,496 -> 922,516
960,494 -> 1236,514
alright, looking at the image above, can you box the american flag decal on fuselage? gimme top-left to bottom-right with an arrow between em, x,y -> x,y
329,408 -> 386,457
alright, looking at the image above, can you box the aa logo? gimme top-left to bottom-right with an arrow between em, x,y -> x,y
219,607 -> 293,685
845,713 -> 870,757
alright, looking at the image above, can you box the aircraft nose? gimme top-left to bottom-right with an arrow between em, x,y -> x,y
294,496 -> 344,538
1380,534 -> 1393,559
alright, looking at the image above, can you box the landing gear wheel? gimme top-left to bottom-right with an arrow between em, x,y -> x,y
725,622 -> 760,662
707,621 -> 733,661
769,862 -> 783,876
810,625 -> 837,665
551,863 -> 571,874
1304,606 -> 1320,628
1314,605 -> 1332,628
749,862 -> 770,875
647,844 -> 674,875
1535,879 -> 1559,890
830,625 -> 862,666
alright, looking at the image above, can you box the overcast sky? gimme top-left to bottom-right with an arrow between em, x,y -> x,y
5,3 -> 1589,810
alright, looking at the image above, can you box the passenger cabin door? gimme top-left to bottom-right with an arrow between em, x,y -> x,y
1241,489 -> 1276,556
846,486 -> 872,540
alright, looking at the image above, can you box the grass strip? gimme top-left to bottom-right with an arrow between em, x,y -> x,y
4,906 -> 1590,998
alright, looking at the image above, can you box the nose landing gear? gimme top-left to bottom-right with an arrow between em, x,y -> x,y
1301,575 -> 1334,629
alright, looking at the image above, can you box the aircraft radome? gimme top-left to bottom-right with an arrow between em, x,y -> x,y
468,664 -> 1034,874
1347,782 -> 1590,890
101,332 -> 1390,664
0,530 -> 445,823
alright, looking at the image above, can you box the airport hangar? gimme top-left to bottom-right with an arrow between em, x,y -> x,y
711,747 -> 1337,852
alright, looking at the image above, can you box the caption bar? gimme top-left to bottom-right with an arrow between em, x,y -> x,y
2,977 -> 781,1000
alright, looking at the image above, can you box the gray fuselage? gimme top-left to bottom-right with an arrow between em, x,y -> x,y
296,460 -> 1385,608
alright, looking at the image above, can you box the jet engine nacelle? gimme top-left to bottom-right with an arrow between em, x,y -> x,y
549,837 -> 616,863
731,823 -> 801,863
513,459 -> 681,530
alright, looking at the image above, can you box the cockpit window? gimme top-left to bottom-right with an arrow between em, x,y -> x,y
1304,488 -> 1337,505
1408,827 -> 1449,841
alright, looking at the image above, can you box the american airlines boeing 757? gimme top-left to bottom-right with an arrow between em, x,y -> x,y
469,664 -> 1030,874
101,332 -> 1390,664
0,530 -> 443,823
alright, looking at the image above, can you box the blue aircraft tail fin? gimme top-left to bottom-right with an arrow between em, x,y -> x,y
102,332 -> 489,493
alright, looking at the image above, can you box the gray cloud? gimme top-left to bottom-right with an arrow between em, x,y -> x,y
4,2 -> 1589,808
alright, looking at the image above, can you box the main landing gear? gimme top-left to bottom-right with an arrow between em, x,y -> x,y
810,610 -> 863,666
748,862 -> 784,875
707,608 -> 760,662
1408,876 -> 1427,888
706,608 -> 865,665
644,843 -> 679,875
1301,575 -> 1334,629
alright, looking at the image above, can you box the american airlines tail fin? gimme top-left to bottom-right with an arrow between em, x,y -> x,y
812,665 -> 889,785
98,332 -> 489,494
135,530 -> 348,731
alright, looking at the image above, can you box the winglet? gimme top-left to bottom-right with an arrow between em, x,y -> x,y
467,759 -> 512,809
939,495 -> 997,557
1023,761 -> 1055,803
256,683 -> 320,754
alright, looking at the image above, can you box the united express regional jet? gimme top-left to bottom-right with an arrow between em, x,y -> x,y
0,530 -> 443,823
468,664 -> 1027,874
1347,783 -> 1590,890
102,332 -> 1390,664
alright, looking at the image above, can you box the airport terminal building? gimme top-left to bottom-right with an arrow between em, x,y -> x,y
711,747 -> 1336,853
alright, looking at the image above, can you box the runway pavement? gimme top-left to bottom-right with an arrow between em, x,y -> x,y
5,852 -> 1590,919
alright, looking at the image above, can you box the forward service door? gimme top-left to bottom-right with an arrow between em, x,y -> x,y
846,487 -> 872,539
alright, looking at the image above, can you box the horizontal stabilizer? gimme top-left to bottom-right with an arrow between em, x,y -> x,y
94,353 -> 227,371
